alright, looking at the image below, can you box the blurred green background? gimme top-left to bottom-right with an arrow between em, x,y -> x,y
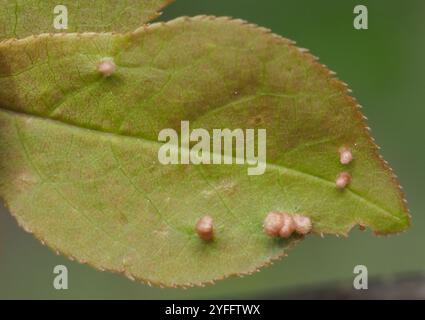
1,0 -> 424,299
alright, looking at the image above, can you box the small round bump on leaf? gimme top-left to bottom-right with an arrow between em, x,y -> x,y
196,215 -> 214,241
336,171 -> 352,189
278,213 -> 296,238
293,214 -> 312,235
264,212 -> 285,236
97,57 -> 116,77
339,146 -> 353,165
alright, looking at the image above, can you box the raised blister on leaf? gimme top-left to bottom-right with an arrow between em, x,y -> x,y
196,215 -> 214,241
264,212 -> 285,236
278,213 -> 296,239
339,146 -> 353,165
97,58 -> 116,77
336,172 -> 352,189
293,214 -> 312,235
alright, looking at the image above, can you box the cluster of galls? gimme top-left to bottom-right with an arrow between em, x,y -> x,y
336,146 -> 353,189
195,213 -> 312,242
194,147 -> 356,241
96,57 -> 359,243
263,212 -> 311,238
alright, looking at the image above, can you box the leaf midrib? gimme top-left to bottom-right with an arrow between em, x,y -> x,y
0,106 -> 401,224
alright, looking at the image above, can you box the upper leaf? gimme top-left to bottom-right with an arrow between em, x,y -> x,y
0,16 -> 410,286
0,0 -> 173,40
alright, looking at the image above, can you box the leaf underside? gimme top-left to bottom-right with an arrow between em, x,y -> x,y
0,0 -> 173,40
0,16 -> 410,287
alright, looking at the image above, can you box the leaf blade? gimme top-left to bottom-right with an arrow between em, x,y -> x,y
0,0 -> 173,40
0,16 -> 410,286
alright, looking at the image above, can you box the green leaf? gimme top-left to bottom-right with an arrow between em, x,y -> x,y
0,16 -> 410,287
0,0 -> 173,40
